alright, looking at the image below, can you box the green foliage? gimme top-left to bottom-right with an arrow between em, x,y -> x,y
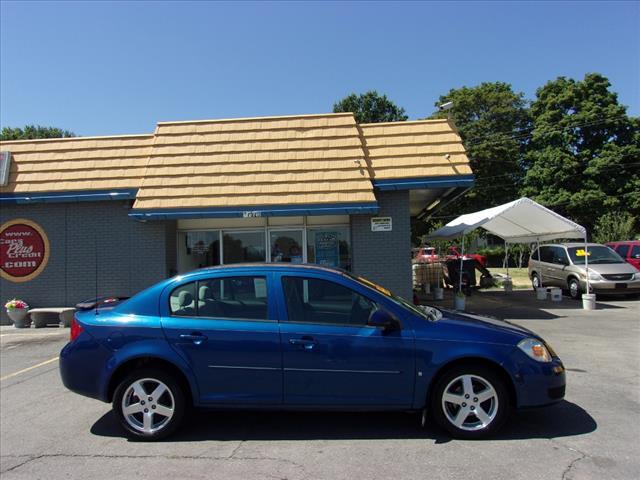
333,90 -> 408,123
1,125 -> 75,141
521,73 -> 640,232
592,211 -> 638,244
430,82 -> 530,212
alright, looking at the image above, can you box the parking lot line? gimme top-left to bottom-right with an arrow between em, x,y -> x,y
0,356 -> 59,382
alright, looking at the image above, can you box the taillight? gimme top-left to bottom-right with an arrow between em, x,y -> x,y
70,315 -> 84,342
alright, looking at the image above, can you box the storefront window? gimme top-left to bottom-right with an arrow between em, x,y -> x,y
178,231 -> 220,272
306,227 -> 351,270
223,231 -> 266,264
270,230 -> 303,263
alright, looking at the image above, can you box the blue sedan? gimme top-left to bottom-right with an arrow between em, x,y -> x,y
60,264 -> 566,440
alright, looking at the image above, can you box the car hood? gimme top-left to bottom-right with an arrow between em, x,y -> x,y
413,308 -> 540,345
572,262 -> 638,275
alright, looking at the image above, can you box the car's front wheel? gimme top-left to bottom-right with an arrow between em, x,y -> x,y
531,273 -> 541,290
430,365 -> 509,439
568,278 -> 582,299
113,368 -> 186,441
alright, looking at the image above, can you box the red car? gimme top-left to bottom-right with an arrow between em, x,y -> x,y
446,246 -> 487,267
606,241 -> 640,271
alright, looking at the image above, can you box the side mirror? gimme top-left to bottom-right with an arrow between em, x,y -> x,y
368,309 -> 401,332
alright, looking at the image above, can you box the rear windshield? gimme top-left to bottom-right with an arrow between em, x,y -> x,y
568,246 -> 624,265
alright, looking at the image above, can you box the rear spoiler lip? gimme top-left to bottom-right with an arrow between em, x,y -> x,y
75,296 -> 130,311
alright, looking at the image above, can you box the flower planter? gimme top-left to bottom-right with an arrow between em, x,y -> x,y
7,308 -> 30,328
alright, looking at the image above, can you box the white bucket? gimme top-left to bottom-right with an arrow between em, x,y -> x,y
433,288 -> 444,300
582,293 -> 596,310
549,287 -> 562,302
503,279 -> 513,292
454,295 -> 466,311
424,283 -> 431,294
536,287 -> 547,300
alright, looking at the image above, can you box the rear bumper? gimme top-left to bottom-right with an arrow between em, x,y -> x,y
59,335 -> 112,402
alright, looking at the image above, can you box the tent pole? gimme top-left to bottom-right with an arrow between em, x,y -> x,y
505,242 -> 509,277
537,238 -> 542,288
584,235 -> 590,296
459,235 -> 465,294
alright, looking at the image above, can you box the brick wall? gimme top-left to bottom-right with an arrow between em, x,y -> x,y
0,201 -> 173,324
350,190 -> 412,300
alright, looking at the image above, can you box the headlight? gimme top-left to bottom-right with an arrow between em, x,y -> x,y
581,271 -> 602,280
633,272 -> 640,280
518,338 -> 553,362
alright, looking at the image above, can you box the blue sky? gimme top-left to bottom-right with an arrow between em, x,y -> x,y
1,1 -> 638,136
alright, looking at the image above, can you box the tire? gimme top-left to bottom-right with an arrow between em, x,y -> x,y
430,365 -> 510,440
531,273 -> 541,290
568,278 -> 581,300
113,368 -> 186,441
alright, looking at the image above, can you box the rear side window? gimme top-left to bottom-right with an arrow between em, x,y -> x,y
197,276 -> 269,320
533,246 -> 554,263
169,282 -> 196,316
281,276 -> 375,326
616,244 -> 630,258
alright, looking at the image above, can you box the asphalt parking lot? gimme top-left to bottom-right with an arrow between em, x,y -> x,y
1,293 -> 638,480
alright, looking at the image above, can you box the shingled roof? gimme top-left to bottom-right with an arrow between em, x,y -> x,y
0,112 -> 471,215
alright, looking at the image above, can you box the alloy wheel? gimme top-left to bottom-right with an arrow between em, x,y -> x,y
121,378 -> 175,434
441,374 -> 499,431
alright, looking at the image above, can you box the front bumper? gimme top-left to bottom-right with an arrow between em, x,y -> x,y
510,350 -> 566,408
580,278 -> 640,295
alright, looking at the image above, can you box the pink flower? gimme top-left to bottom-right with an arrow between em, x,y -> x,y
4,299 -> 29,310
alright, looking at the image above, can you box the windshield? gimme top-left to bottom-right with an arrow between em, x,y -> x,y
568,246 -> 625,265
345,272 -> 442,322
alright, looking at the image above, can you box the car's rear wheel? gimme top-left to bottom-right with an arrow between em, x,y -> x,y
568,278 -> 581,299
430,365 -> 509,439
113,368 -> 185,441
531,273 -> 541,290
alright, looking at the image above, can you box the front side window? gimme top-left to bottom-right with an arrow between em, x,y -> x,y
169,282 -> 196,316
282,276 -> 375,326
552,247 -> 569,264
197,276 -> 268,320
631,245 -> 640,259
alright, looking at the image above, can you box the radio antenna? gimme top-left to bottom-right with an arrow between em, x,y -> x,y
95,232 -> 99,316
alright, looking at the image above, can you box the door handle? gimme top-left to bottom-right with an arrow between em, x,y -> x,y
289,337 -> 317,350
179,333 -> 208,345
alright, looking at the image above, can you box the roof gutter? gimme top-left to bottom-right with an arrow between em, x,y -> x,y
0,189 -> 138,204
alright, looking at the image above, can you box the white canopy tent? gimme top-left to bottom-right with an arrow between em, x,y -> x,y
426,197 -> 591,294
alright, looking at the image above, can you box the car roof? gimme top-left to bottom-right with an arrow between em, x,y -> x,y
606,240 -> 640,245
178,263 -> 347,278
538,243 -> 608,248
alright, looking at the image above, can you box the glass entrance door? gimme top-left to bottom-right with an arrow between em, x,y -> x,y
269,230 -> 304,263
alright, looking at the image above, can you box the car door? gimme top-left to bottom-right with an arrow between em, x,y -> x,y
548,246 -> 570,286
160,273 -> 282,405
276,272 -> 415,407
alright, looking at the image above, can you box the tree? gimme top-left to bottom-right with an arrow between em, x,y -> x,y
592,211 -> 637,244
430,82 -> 531,215
333,91 -> 408,123
1,125 -> 75,141
521,73 -> 640,232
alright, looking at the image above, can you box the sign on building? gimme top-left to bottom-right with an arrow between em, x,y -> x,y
371,217 -> 392,232
0,219 -> 50,283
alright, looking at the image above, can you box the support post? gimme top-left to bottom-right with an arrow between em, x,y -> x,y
584,236 -> 590,295
537,238 -> 542,287
505,242 -> 509,277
